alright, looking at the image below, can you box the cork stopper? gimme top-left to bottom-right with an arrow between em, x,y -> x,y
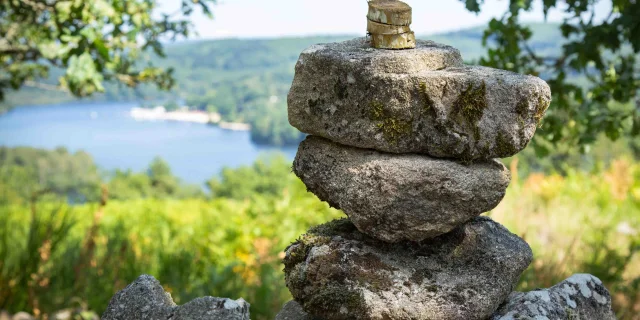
367,0 -> 415,49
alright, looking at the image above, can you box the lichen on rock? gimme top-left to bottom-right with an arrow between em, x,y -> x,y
492,274 -> 616,320
101,275 -> 250,320
368,100 -> 413,144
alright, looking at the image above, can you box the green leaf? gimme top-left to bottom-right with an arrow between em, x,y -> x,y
461,0 -> 482,13
94,38 -> 109,61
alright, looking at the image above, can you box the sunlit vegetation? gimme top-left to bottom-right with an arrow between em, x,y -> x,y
0,144 -> 638,319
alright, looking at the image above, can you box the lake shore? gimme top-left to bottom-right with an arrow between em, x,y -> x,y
0,102 -> 296,184
130,107 -> 251,131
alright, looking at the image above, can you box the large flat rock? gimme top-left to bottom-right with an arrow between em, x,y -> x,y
283,217 -> 533,320
102,275 -> 250,320
492,274 -> 616,320
293,136 -> 510,242
288,38 -> 551,160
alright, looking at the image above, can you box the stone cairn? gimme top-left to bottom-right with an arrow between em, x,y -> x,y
277,1 -> 617,319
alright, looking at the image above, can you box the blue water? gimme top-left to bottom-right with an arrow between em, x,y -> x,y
0,101 -> 298,184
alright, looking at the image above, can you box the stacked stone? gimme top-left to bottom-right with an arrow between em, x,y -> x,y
277,2 -> 617,320
367,0 -> 415,49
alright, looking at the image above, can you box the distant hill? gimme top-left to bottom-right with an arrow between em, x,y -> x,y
423,22 -> 561,60
1,23 -> 563,146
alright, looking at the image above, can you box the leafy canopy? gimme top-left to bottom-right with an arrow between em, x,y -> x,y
462,0 -> 640,155
0,0 -> 215,100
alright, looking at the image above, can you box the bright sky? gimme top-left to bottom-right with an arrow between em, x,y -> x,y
158,0 -> 612,39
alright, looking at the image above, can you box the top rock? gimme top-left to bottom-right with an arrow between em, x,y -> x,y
288,38 -> 551,160
294,38 -> 463,74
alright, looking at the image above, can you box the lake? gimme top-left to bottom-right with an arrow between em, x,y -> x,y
0,102 -> 298,185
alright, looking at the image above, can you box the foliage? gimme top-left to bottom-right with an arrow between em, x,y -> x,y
0,147 -> 203,204
207,155 -> 296,200
0,0 -> 215,101
1,156 -> 639,319
0,146 -> 102,204
462,0 -> 640,156
2,34 -> 354,144
489,157 -> 640,318
164,36 -> 351,146
503,133 -> 640,176
0,173 -> 342,320
164,100 -> 180,112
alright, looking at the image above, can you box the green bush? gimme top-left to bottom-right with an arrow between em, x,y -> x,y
0,179 -> 341,319
489,157 -> 640,318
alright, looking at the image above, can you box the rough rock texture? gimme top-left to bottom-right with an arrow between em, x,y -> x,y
288,38 -> 551,160
492,274 -> 617,320
293,136 -> 511,242
276,301 -> 320,320
283,217 -> 532,320
289,37 -> 462,78
102,275 -> 250,320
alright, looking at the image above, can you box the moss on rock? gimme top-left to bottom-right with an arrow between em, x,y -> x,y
449,81 -> 487,141
368,100 -> 413,144
535,95 -> 550,127
308,218 -> 357,237
418,81 -> 435,113
451,81 -> 487,125
515,98 -> 529,118
304,286 -> 367,320
494,131 -> 519,157
283,234 -> 332,274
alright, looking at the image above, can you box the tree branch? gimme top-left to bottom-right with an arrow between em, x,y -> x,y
0,47 -> 41,56
23,80 -> 66,92
19,0 -> 56,12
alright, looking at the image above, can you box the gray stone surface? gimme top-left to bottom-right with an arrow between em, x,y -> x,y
283,217 -> 532,320
276,301 -> 320,320
492,274 -> 617,320
292,37 -> 463,75
293,136 -> 511,242
288,38 -> 551,160
102,275 -> 249,320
